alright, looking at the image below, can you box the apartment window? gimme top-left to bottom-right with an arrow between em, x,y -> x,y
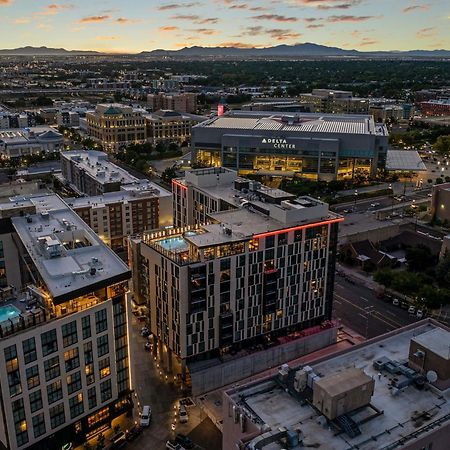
26,365 -> 40,389
44,356 -> 60,381
32,413 -> 46,438
12,398 -> 28,447
97,335 -> 109,357
85,363 -> 95,385
22,338 -> 37,364
67,371 -> 82,395
47,380 -> 62,404
88,387 -> 97,409
95,309 -> 108,333
64,348 -> 80,372
99,357 -> 111,379
82,315 -> 91,339
69,393 -> 84,419
5,344 -> 21,397
100,379 -> 112,403
29,390 -> 43,413
41,329 -> 58,356
84,341 -> 93,364
49,403 -> 65,429
62,321 -> 78,347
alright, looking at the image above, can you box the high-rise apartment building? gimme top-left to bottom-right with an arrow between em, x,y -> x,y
86,104 -> 146,152
61,150 -> 139,196
129,167 -> 342,380
298,89 -> 370,114
147,93 -> 198,114
0,195 -> 132,450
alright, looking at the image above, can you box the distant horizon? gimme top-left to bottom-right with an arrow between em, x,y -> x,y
0,0 -> 449,53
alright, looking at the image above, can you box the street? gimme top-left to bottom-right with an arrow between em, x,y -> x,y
332,274 -> 418,338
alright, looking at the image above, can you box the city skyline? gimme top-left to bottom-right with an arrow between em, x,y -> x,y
0,0 -> 449,53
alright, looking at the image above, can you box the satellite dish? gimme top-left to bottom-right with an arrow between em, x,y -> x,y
426,370 -> 438,383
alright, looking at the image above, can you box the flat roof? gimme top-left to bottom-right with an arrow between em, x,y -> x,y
62,150 -> 139,186
411,328 -> 450,360
314,367 -> 372,397
196,111 -> 388,136
386,150 -> 427,171
228,321 -> 450,450
66,180 -> 171,208
11,195 -> 130,303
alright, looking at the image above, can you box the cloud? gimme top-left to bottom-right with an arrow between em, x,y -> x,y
159,26 -> 179,31
218,42 -> 256,48
35,3 -> 74,16
306,23 -> 324,28
416,27 -> 435,38
197,17 -> 219,24
115,17 -> 139,24
267,28 -> 301,40
187,28 -> 217,34
78,15 -> 110,23
0,0 -> 14,5
327,15 -> 380,22
291,0 -> 361,8
358,37 -> 378,46
96,35 -> 119,40
252,14 -> 298,22
158,2 -> 201,10
403,4 -> 430,13
14,17 -> 30,24
169,14 -> 219,24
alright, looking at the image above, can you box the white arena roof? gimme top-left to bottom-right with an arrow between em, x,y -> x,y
386,150 -> 427,171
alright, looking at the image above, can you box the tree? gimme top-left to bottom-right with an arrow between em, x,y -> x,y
434,135 -> 450,156
168,142 -> 179,153
405,245 -> 437,272
374,269 -> 394,287
155,143 -> 166,154
161,166 -> 178,183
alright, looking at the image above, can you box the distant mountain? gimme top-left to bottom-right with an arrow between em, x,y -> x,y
0,46 -> 100,56
141,43 -> 450,58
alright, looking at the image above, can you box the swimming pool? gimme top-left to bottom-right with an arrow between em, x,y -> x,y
0,305 -> 21,323
156,236 -> 189,252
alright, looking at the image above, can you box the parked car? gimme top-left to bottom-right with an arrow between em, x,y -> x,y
140,405 -> 152,427
110,431 -> 127,450
392,298 -> 399,306
179,405 -> 188,423
416,310 -> 424,319
400,302 -> 409,309
175,434 -> 194,449
408,306 -> 416,315
370,202 -> 380,208
166,441 -> 184,450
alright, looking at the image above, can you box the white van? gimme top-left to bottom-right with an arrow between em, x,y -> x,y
140,405 -> 152,427
179,405 -> 188,423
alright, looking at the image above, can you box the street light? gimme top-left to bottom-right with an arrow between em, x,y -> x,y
353,189 -> 358,212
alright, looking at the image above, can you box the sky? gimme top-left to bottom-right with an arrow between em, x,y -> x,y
0,0 -> 449,53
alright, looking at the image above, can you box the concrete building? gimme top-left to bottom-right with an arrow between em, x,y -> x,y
144,110 -> 203,146
60,150 -> 139,196
420,99 -> 450,117
223,320 -> 450,450
0,127 -> 63,159
56,111 -> 80,128
298,89 -> 370,115
147,93 -> 198,114
86,104 -> 146,152
66,180 -> 172,251
192,111 -> 389,180
129,167 -> 342,385
430,182 -> 450,223
0,195 -> 132,450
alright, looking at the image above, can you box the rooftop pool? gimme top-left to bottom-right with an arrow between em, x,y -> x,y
0,304 -> 21,323
156,236 -> 189,253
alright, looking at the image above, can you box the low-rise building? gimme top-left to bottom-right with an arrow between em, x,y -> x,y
86,104 -> 146,152
60,150 -> 139,196
430,182 -> 450,223
223,320 -> 450,450
147,93 -> 198,114
56,111 -> 80,128
0,194 -> 132,450
420,99 -> 450,117
66,180 -> 172,251
0,127 -> 63,159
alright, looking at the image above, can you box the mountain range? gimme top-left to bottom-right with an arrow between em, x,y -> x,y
1,44 -> 449,58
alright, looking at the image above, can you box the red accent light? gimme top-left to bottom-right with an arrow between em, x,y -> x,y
172,179 -> 187,192
253,217 -> 344,239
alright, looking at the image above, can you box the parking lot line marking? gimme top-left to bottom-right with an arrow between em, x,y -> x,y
360,297 -> 369,303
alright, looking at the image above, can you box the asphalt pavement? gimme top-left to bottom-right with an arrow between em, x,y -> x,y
332,274 -> 419,339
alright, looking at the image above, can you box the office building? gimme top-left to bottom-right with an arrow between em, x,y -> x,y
129,167 -> 342,381
0,127 -> 63,159
86,104 -> 146,152
61,150 -> 139,196
430,182 -> 450,223
147,93 -> 198,114
192,111 -> 389,180
420,99 -> 450,117
66,180 -> 172,251
56,111 -> 80,128
144,110 -> 204,146
223,319 -> 450,450
298,89 -> 370,115
0,195 -> 132,450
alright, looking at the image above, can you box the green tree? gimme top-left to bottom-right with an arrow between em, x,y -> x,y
434,135 -> 450,156
374,269 -> 394,287
155,142 -> 167,154
405,245 -> 437,272
161,166 -> 178,183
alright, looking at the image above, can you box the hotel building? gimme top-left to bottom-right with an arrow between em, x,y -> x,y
129,167 -> 342,378
0,195 -> 132,450
86,104 -> 146,152
61,150 -> 139,196
191,111 -> 389,181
